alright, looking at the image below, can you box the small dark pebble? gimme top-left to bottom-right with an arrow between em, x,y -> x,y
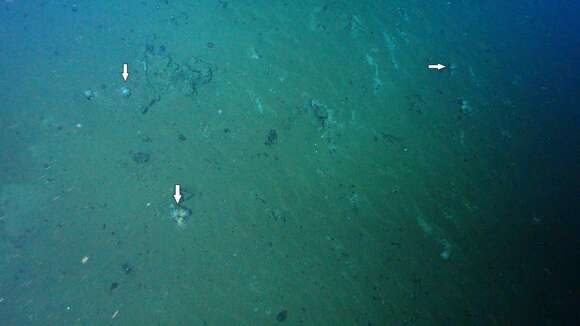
130,151 -> 151,164
121,262 -> 133,275
207,42 -> 215,48
110,282 -> 118,292
178,133 -> 187,142
276,310 -> 287,322
141,95 -> 161,115
265,129 -> 278,146
141,136 -> 152,143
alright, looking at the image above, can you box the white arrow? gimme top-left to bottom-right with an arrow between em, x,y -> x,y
121,63 -> 129,80
173,184 -> 182,204
428,63 -> 446,70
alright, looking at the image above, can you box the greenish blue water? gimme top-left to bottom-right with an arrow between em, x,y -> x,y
0,1 -> 578,325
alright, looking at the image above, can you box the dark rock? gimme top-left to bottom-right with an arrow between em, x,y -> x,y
141,95 -> 161,115
310,101 -> 328,127
276,310 -> 287,322
121,262 -> 133,275
265,129 -> 278,146
130,151 -> 151,164
178,57 -> 215,96
145,44 -> 155,54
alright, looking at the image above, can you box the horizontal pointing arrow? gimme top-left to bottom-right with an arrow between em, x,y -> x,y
428,63 -> 446,70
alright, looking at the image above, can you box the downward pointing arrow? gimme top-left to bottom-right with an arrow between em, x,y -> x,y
122,63 -> 129,80
173,184 -> 182,204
